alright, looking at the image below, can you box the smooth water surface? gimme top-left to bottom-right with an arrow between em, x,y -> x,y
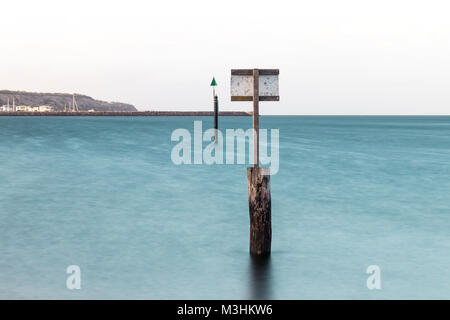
1,116 -> 449,299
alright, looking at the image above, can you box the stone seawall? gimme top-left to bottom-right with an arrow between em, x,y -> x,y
0,111 -> 251,117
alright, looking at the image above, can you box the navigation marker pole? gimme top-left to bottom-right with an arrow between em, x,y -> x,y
211,77 -> 218,143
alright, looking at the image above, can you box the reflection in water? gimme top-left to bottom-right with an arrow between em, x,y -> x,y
248,255 -> 272,299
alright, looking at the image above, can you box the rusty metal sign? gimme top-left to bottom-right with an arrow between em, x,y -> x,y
230,69 -> 279,101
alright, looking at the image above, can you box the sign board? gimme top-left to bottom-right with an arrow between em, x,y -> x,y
230,69 -> 279,101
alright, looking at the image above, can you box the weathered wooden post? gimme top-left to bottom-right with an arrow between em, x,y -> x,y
231,69 -> 279,256
247,166 -> 271,255
211,77 -> 218,143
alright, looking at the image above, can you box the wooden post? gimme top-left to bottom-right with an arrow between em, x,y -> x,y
247,68 -> 271,256
231,68 -> 278,257
252,69 -> 259,166
247,167 -> 271,256
214,95 -> 218,143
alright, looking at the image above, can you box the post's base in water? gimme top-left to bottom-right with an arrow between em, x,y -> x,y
247,167 -> 272,256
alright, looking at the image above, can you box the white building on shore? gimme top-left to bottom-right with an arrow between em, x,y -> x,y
15,105 -> 29,112
14,105 -> 53,112
36,105 -> 53,112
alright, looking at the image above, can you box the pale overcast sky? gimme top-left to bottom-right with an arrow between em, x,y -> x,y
1,0 -> 449,114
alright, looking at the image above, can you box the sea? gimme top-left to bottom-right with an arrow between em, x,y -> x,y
0,116 -> 449,299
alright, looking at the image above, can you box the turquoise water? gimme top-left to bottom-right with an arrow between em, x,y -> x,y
1,116 -> 450,299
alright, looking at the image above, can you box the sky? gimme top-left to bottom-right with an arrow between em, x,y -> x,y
1,0 -> 449,114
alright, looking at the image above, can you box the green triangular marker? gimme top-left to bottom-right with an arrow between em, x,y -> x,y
210,77 -> 217,86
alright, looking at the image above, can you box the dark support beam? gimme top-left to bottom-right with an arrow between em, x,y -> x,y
214,95 -> 218,143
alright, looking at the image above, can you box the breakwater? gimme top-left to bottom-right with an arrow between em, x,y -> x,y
0,111 -> 251,117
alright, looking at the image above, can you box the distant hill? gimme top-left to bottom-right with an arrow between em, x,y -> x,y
0,90 -> 137,111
